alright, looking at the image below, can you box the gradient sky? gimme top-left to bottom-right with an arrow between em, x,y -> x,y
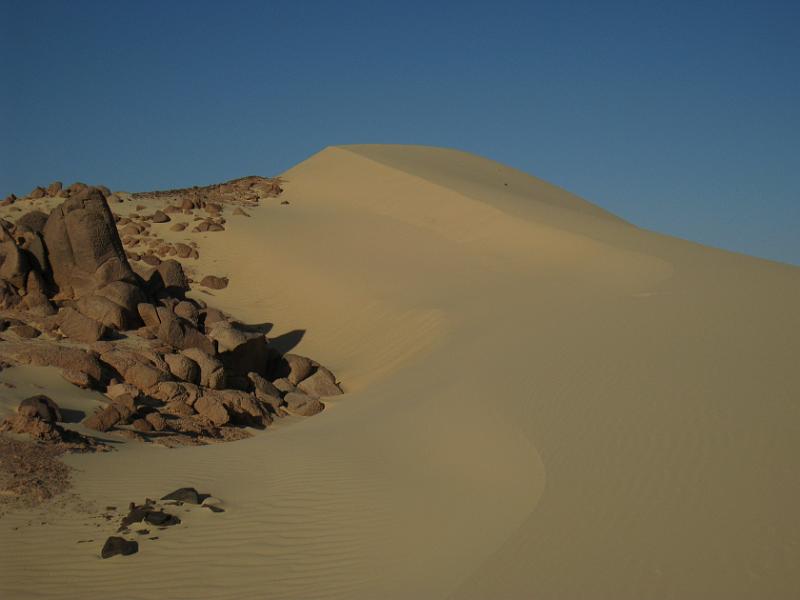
2,0 -> 798,264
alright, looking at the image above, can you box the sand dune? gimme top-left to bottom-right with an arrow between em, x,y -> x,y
1,145 -> 798,598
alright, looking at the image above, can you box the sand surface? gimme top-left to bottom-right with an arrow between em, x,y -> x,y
1,144 -> 798,598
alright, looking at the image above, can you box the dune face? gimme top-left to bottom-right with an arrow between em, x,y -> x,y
1,145 -> 799,598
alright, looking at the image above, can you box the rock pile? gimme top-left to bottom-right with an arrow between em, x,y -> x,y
0,184 -> 343,450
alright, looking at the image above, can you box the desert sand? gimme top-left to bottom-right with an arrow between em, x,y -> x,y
1,144 -> 799,598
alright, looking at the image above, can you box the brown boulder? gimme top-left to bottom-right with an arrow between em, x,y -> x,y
283,392 -> 325,417
18,395 -> 62,422
163,353 -> 200,384
0,231 -> 30,288
193,395 -> 230,426
151,210 -> 170,223
181,348 -> 225,389
75,294 -> 129,330
83,404 -> 123,431
43,187 -> 137,298
15,210 -> 49,234
200,275 -> 228,290
58,306 -> 108,342
46,181 -> 63,196
297,367 -> 343,397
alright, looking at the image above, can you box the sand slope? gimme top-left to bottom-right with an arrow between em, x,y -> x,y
1,144 -> 799,599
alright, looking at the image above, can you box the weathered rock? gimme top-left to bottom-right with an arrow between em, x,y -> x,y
9,323 -> 41,338
200,307 -> 225,330
99,349 -> 171,391
173,301 -> 199,326
163,353 -> 200,384
83,404 -> 123,431
75,294 -> 129,330
212,389 -> 271,427
272,378 -> 296,394
7,344 -> 105,384
0,231 -> 29,288
15,210 -> 49,234
284,354 -> 314,385
18,395 -> 62,422
106,382 -> 140,401
209,322 -> 270,380
29,186 -> 46,199
137,302 -> 161,329
156,309 -> 215,354
58,306 -> 108,342
46,181 -> 63,196
248,372 -> 282,406
22,270 -> 56,315
153,259 -> 188,297
200,275 -> 228,290
0,280 -> 21,308
283,392 -> 325,417
144,411 -> 168,431
17,230 -> 49,273
101,537 -> 138,559
151,210 -> 170,223
131,417 -> 153,432
181,348 -> 225,389
193,394 -> 229,426
43,187 -> 137,298
161,487 -> 202,504
95,281 -> 147,317
297,367 -> 343,397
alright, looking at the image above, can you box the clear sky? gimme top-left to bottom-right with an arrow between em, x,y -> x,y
2,0 -> 798,265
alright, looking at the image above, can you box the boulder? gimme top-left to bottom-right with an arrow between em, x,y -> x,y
7,344 -> 104,384
272,378 -> 296,394
18,395 -> 62,422
29,186 -> 46,199
208,321 -> 269,379
144,411 -> 168,431
83,404 -> 123,431
101,537 -> 138,559
0,231 -> 29,288
163,353 -> 200,384
200,275 -> 228,290
46,181 -> 63,196
193,394 -> 229,426
161,487 -> 202,504
43,187 -> 137,298
217,389 -> 271,427
75,294 -> 129,330
95,281 -> 147,316
99,349 -> 171,391
22,270 -> 56,315
17,230 -> 49,274
297,367 -> 343,397
173,301 -> 199,326
283,392 -> 325,417
9,323 -> 40,338
137,302 -> 161,329
15,210 -> 49,234
58,306 -> 108,342
151,210 -> 170,223
181,348 -> 225,389
156,309 -> 215,354
284,354 -> 314,385
152,259 -> 189,297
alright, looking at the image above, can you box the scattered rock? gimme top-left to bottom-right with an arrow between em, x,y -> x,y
284,392 -> 325,417
101,536 -> 138,559
200,275 -> 228,290
18,395 -> 62,422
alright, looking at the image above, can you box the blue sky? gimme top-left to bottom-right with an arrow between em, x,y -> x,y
2,0 -> 798,264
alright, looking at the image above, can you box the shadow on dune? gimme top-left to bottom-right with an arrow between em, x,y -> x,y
268,329 -> 305,354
